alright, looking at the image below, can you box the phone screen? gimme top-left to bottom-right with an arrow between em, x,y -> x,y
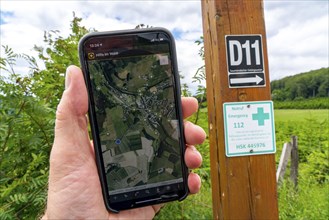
80,29 -> 188,211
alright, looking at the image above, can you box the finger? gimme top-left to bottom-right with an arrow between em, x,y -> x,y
188,173 -> 201,194
181,97 -> 198,119
184,121 -> 206,145
54,65 -> 89,135
51,65 -> 93,179
184,145 -> 202,169
53,65 -> 90,151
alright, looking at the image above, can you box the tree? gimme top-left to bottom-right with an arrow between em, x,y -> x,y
270,68 -> 329,100
318,77 -> 329,97
181,83 -> 192,97
194,85 -> 207,124
191,37 -> 207,125
271,89 -> 288,101
0,14 -> 89,219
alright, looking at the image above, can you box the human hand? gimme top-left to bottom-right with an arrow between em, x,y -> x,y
42,65 -> 206,219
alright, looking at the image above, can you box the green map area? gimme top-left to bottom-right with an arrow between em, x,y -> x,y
88,54 -> 183,192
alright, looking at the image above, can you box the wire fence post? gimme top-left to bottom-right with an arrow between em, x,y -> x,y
290,135 -> 299,187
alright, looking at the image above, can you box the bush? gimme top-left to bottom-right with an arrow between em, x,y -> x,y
276,115 -> 329,220
274,97 -> 329,109
0,15 -> 89,219
278,179 -> 329,220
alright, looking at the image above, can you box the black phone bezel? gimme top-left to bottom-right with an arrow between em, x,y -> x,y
78,28 -> 189,213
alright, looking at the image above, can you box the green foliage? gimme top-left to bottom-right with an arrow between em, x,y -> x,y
31,13 -> 89,109
181,83 -> 192,97
192,37 -> 206,85
0,46 -> 52,219
274,97 -> 329,109
271,67 -> 329,101
193,85 -> 207,124
192,36 -> 207,125
275,112 -> 329,220
275,112 -> 329,163
278,179 -> 329,220
0,14 -> 89,219
300,149 -> 329,184
155,182 -> 212,220
156,108 -> 212,220
158,107 -> 329,220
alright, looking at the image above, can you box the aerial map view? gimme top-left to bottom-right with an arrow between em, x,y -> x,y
88,53 -> 183,194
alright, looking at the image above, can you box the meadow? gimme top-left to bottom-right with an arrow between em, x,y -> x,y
274,109 -> 328,122
155,108 -> 329,220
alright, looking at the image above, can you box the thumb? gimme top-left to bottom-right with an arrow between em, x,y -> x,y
55,65 -> 88,134
46,66 -> 106,219
50,65 -> 93,178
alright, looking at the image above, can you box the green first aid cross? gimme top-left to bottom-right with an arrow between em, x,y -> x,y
223,101 -> 276,157
252,107 -> 270,126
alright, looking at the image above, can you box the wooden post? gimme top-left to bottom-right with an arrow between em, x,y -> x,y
290,136 -> 299,187
201,0 -> 279,219
276,142 -> 292,183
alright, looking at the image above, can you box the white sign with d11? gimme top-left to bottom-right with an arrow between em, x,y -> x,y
223,101 -> 276,157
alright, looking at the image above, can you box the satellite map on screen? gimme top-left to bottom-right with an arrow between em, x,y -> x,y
88,53 -> 183,193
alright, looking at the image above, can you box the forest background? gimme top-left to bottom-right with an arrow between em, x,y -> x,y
0,16 -> 328,219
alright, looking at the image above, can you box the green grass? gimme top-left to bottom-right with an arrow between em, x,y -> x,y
202,107 -> 329,123
155,181 -> 213,220
278,179 -> 329,220
275,109 -> 329,122
155,109 -> 213,219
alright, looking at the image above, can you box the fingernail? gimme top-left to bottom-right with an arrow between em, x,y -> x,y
65,67 -> 72,90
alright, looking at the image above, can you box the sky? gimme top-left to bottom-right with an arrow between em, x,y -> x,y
0,0 -> 328,93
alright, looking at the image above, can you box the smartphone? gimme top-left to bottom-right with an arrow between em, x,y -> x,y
78,28 -> 189,212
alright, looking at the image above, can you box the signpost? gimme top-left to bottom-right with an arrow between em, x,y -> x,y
223,101 -> 276,157
201,0 -> 279,219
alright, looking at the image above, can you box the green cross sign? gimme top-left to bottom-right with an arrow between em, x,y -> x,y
223,101 -> 276,157
252,107 -> 269,126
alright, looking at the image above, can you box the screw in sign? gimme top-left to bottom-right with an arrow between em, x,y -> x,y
225,35 -> 266,88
